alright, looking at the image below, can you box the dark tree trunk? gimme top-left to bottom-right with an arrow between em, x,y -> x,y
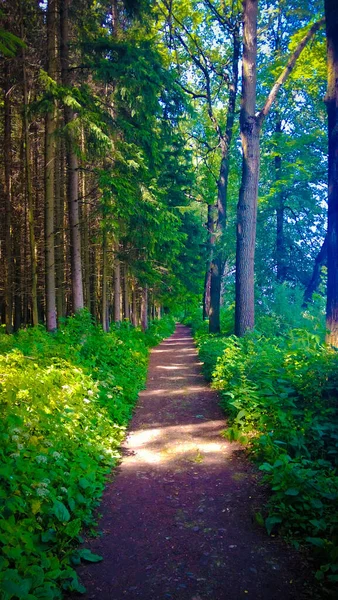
123,264 -> 130,321
90,240 -> 97,320
4,63 -> 13,334
209,255 -> 222,333
45,0 -> 57,331
203,204 -> 213,320
141,285 -> 148,331
303,235 -> 328,307
55,133 -> 65,321
235,0 -> 259,337
132,284 -> 138,327
325,0 -> 338,346
113,248 -> 121,323
102,230 -> 109,332
209,26 -> 240,333
13,208 -> 22,332
22,29 -> 39,326
60,0 -> 84,313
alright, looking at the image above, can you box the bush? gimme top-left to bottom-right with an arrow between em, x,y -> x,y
0,312 -> 174,599
195,326 -> 338,585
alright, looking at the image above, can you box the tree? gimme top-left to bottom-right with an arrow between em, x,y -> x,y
60,0 -> 84,313
325,0 -> 338,346
45,0 -> 57,331
158,0 -> 242,333
235,0 -> 324,336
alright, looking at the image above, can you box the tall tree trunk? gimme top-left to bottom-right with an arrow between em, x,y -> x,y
90,239 -> 97,320
113,249 -> 121,322
325,0 -> 338,346
235,0 -> 259,337
22,42 -> 39,326
234,5 -> 324,336
123,264 -> 130,321
60,0 -> 84,312
82,179 -> 91,311
55,131 -> 65,321
45,0 -> 57,330
209,26 -> 240,333
203,203 -> 213,320
303,235 -> 328,307
141,285 -> 148,331
13,209 -> 22,332
132,283 -> 138,327
4,63 -> 13,334
102,229 -> 109,331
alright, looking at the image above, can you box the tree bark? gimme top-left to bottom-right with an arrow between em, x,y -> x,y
325,0 -> 338,346
132,282 -> 138,327
202,205 -> 212,320
123,264 -> 130,321
55,130 -> 65,321
102,229 -> 109,332
204,202 -> 216,321
141,285 -> 148,331
4,63 -> 13,334
82,178 -> 91,311
113,250 -> 121,322
235,0 -> 259,337
45,0 -> 57,331
13,201 -> 22,332
22,39 -> 39,326
90,238 -> 97,320
60,0 -> 84,313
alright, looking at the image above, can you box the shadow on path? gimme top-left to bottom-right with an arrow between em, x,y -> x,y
77,324 -> 315,600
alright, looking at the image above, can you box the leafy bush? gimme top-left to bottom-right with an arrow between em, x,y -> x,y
256,283 -> 326,338
195,327 -> 338,585
0,312 -> 174,599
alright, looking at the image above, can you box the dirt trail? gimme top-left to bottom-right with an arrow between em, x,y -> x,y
77,324 -> 315,600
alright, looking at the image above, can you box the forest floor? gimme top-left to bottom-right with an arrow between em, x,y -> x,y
75,324 -> 319,600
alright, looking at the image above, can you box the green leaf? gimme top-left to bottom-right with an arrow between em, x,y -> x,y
26,565 -> 44,588
265,516 -> 282,535
259,462 -> 272,472
284,488 -> 299,496
65,518 -> 81,538
41,529 -> 56,543
78,548 -> 103,563
2,572 -> 32,597
68,578 -> 86,594
52,500 -> 70,523
235,409 -> 247,422
79,477 -> 90,490
254,511 -> 264,527
306,537 -> 325,547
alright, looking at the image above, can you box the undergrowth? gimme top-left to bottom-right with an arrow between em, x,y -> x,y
0,312 -> 174,599
188,300 -> 338,590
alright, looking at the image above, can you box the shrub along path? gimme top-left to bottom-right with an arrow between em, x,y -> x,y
77,324 -> 316,600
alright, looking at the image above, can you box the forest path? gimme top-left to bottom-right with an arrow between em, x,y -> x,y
77,324 -> 314,600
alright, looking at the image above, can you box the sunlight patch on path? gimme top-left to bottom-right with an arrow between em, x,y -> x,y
122,421 -> 231,468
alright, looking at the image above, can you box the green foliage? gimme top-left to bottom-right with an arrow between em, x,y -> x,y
195,325 -> 338,584
0,313 -> 174,598
256,283 -> 326,337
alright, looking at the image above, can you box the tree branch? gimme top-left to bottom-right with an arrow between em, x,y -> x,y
257,18 -> 325,127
